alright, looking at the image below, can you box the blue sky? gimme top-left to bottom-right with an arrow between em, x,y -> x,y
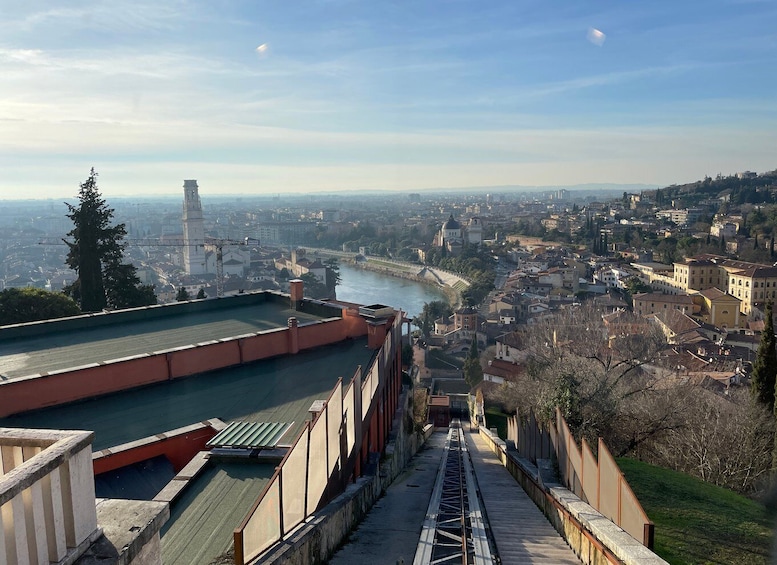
0,0 -> 775,198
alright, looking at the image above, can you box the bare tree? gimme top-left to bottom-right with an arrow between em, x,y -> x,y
496,304 -> 677,450
648,388 -> 774,494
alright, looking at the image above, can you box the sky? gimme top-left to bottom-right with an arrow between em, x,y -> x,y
1,0 -> 776,199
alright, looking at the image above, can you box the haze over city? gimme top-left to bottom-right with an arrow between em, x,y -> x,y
1,0 -> 776,199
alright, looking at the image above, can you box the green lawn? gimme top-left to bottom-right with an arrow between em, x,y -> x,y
366,258 -> 416,272
617,458 -> 774,564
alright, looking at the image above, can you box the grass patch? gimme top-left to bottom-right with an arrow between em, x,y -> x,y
366,259 -> 416,272
617,458 -> 774,565
484,407 -> 508,439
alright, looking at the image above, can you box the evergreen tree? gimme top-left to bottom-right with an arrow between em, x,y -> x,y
0,288 -> 80,325
751,301 -> 777,411
64,168 -> 156,312
463,337 -> 483,387
196,288 -> 207,299
176,287 -> 191,301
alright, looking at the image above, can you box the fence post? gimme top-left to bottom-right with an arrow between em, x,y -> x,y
278,470 -> 285,538
644,522 -> 655,550
234,530 -> 244,565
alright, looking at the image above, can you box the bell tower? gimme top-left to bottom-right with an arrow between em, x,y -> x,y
182,180 -> 206,275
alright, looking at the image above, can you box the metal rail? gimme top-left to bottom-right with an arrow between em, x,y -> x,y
414,420 -> 492,565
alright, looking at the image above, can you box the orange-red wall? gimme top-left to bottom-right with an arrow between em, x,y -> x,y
93,424 -> 218,475
169,340 -> 241,379
0,355 -> 169,417
0,313 -> 368,418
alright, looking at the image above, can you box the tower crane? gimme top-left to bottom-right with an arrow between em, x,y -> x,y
39,237 -> 252,298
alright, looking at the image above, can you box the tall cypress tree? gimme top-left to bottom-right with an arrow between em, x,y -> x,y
463,336 -> 483,387
751,301 -> 777,411
64,168 -> 156,312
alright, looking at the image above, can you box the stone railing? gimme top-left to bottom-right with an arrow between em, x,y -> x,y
0,428 -> 100,565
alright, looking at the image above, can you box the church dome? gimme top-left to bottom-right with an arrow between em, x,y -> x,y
442,215 -> 461,230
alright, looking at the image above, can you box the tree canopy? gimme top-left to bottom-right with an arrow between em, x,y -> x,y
414,300 -> 452,337
751,301 -> 777,411
63,169 -> 156,312
463,337 -> 483,387
0,288 -> 81,325
299,273 -> 331,299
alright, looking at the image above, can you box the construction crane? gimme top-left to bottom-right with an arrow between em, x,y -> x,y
38,237 -> 252,298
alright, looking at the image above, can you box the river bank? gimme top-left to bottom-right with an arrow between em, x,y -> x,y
345,259 -> 462,309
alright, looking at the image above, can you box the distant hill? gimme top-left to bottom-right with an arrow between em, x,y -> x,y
652,169 -> 777,206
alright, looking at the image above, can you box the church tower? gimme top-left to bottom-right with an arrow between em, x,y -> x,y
182,180 -> 206,275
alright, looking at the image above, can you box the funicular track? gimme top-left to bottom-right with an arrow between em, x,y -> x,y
414,420 -> 492,565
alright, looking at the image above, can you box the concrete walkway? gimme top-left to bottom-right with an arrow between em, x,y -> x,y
465,430 -> 581,564
328,432 -> 447,565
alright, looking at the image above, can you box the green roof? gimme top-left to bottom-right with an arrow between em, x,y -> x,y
207,421 -> 292,449
160,460 -> 274,565
0,301 -> 327,380
0,337 -> 374,451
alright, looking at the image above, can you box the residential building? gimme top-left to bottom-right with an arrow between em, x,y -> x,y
632,293 -> 694,317
691,287 -> 742,329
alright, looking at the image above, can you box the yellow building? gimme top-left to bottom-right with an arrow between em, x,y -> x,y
721,261 -> 777,315
672,258 -> 727,293
691,288 -> 741,329
633,292 -> 695,317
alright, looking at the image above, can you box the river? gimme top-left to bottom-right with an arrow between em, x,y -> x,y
335,263 -> 447,320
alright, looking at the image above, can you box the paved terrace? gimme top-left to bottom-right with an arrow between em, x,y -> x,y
0,301 -> 326,380
0,337 -> 373,450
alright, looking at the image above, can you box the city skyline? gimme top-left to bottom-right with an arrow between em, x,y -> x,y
1,0 -> 775,199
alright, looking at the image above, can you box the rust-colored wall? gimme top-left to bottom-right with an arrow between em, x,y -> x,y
0,312 -> 370,418
0,355 -> 169,418
240,329 -> 289,362
342,308 -> 368,338
93,426 -> 217,475
169,340 -> 241,379
298,320 -> 347,350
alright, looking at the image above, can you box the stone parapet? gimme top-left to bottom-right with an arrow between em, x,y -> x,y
478,427 -> 668,565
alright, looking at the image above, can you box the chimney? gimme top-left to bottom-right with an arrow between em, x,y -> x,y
358,303 -> 395,350
366,319 -> 388,350
288,317 -> 299,354
290,279 -> 304,310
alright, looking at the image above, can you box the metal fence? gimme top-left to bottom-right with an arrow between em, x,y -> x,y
234,315 -> 399,565
506,407 -> 654,548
